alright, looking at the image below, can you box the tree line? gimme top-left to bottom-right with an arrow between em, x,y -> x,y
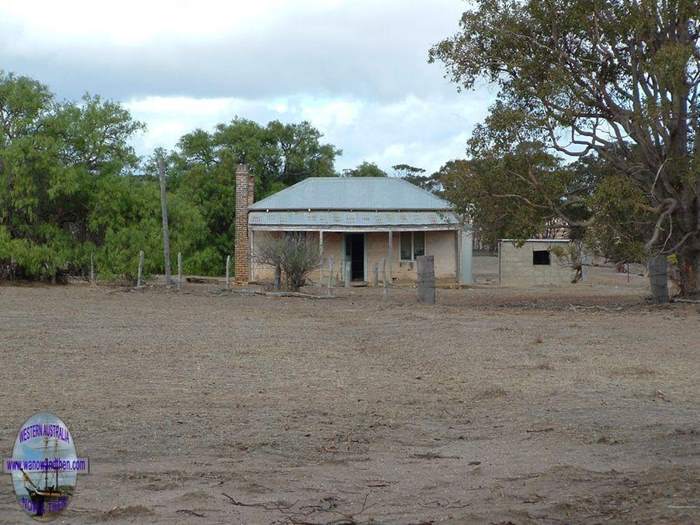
4,0 -> 700,306
0,70 -> 449,284
0,72 -> 361,281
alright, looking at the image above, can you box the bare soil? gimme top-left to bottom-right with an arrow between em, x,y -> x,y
1,264 -> 699,524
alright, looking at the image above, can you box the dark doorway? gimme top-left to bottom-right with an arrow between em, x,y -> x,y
345,233 -> 365,281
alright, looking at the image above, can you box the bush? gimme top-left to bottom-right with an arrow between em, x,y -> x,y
254,233 -> 320,291
0,225 -> 79,282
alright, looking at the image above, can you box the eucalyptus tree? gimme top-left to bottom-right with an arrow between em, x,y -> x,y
431,0 -> 700,299
170,118 -> 341,272
342,161 -> 388,177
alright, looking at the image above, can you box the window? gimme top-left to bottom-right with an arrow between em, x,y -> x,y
414,232 -> 425,257
533,250 -> 551,265
400,233 -> 412,260
400,232 -> 426,261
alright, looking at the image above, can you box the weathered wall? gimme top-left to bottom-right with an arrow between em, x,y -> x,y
426,230 -> 457,279
251,230 -> 459,285
251,231 -> 341,285
498,240 -> 575,287
367,231 -> 457,282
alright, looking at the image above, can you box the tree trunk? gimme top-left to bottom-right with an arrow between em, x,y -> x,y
648,254 -> 669,304
678,249 -> 700,298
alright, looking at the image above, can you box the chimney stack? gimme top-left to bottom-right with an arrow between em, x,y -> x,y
235,164 -> 254,283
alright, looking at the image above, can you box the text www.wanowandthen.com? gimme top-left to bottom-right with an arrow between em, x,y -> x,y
4,457 -> 89,473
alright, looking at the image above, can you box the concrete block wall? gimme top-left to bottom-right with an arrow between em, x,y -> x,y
498,240 -> 575,287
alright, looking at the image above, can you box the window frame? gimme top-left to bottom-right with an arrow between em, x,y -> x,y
400,231 -> 426,262
532,250 -> 551,266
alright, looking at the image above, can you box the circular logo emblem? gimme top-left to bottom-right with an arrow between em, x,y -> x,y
4,412 -> 89,521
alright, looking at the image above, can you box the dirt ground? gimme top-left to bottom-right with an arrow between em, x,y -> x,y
1,262 -> 699,524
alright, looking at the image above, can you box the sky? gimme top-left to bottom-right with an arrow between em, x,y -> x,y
0,0 -> 494,174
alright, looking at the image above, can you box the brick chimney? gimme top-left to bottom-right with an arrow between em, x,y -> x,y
235,164 -> 254,283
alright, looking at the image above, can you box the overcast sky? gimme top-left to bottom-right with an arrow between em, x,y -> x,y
0,0 -> 493,173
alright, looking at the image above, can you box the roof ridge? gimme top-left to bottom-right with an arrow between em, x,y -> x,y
249,176 -> 454,211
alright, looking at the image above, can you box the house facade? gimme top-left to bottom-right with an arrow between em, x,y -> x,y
234,165 -> 472,286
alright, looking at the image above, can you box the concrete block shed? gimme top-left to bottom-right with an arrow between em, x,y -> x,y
233,165 -> 473,286
498,239 -> 576,287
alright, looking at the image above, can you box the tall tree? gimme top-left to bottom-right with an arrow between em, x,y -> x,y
439,143 -> 591,247
169,118 -> 341,271
393,164 -> 442,193
342,161 -> 387,177
0,72 -> 54,236
0,71 -> 209,281
431,0 -> 700,299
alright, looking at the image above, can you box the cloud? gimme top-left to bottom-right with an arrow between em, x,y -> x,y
0,0 -> 494,173
301,99 -> 363,129
126,90 -> 492,172
0,0 -> 465,101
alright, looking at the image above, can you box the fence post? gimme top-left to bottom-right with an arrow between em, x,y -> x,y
274,266 -> 281,290
382,257 -> 388,299
177,252 -> 182,290
158,157 -> 172,286
226,255 -> 231,289
373,262 -> 379,287
417,255 -> 436,305
327,256 -> 334,296
137,250 -> 144,288
345,261 -> 351,288
90,253 -> 95,286
648,254 -> 669,304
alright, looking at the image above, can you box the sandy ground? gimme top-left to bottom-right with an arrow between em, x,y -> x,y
0,262 -> 699,524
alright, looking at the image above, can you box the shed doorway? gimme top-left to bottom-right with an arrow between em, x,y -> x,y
344,233 -> 366,281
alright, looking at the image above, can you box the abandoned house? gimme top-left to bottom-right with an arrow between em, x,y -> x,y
498,239 -> 576,287
234,165 -> 472,286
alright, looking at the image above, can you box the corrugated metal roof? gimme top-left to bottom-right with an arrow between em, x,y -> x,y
249,177 -> 452,211
249,210 -> 461,228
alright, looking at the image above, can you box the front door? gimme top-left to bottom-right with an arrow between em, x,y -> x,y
345,233 -> 365,281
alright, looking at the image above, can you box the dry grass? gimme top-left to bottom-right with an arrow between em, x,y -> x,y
473,386 -> 508,400
0,276 -> 698,524
533,362 -> 555,371
609,365 -> 657,377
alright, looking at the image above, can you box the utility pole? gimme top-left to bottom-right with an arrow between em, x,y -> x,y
137,250 -> 144,288
158,155 -> 172,286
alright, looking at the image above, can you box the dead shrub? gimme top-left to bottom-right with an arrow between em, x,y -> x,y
609,366 -> 656,378
473,386 -> 507,400
254,233 -> 321,291
534,362 -> 555,371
